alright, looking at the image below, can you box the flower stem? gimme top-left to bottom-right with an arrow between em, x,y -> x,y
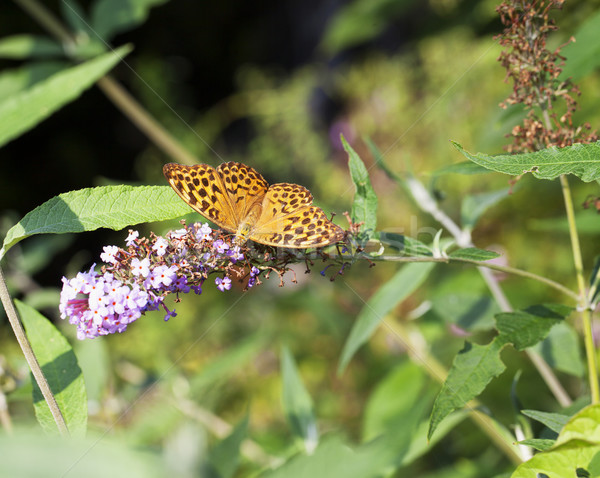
0,266 -> 69,436
560,174 -> 599,402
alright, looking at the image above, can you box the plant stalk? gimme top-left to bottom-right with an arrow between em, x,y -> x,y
560,174 -> 599,403
0,267 -> 69,436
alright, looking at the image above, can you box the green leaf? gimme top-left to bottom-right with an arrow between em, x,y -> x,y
0,45 -> 131,149
521,410 -> 569,434
15,300 -> 87,437
461,188 -> 511,230
560,10 -> 600,81
433,161 -> 491,176
0,62 -> 68,98
431,294 -> 498,332
452,141 -> 600,182
1,185 -> 192,259
338,262 -> 435,374
516,438 -> 556,451
532,322 -> 585,377
0,35 -> 64,59
495,304 -> 571,351
91,0 -> 170,41
512,405 -> 600,478
341,135 -> 378,242
511,442 -> 600,478
207,416 -> 249,478
428,339 -> 507,440
449,247 -> 500,262
319,0 -> 416,56
378,232 -> 433,256
0,429 -> 164,477
281,346 -> 318,452
529,209 -> 600,235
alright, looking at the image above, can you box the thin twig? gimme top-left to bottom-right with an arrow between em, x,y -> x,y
0,267 -> 69,436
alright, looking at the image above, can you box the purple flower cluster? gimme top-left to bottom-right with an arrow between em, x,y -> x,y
59,223 -> 261,339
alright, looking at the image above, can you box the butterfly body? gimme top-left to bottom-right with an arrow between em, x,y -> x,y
163,162 -> 345,248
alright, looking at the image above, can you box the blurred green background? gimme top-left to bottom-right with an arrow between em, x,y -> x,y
1,0 -> 600,476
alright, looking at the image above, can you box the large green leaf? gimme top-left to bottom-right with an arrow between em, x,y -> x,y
15,300 -> 87,437
0,62 -> 69,101
453,141 -> 600,182
0,45 -> 131,149
91,0 -> 170,41
1,185 -> 192,260
531,322 -> 585,377
428,339 -> 507,440
281,346 -> 318,452
341,135 -> 378,242
0,35 -> 63,59
495,304 -> 571,351
512,404 -> 600,478
338,262 -> 435,374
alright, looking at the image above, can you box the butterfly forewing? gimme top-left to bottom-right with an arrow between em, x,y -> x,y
164,162 -> 344,248
163,163 -> 239,232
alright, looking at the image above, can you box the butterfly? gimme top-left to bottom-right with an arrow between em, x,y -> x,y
163,162 -> 345,248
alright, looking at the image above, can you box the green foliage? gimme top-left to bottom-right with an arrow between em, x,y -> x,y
461,188 -> 511,231
428,304 -> 570,439
512,405 -> 600,478
521,410 -> 569,434
1,185 -> 191,259
448,248 -> 501,261
342,135 -> 378,242
453,141 -> 600,182
206,416 -> 248,478
16,300 -> 87,437
0,45 -> 131,149
280,347 -> 318,452
0,35 -> 63,59
560,9 -> 600,80
338,262 -> 435,374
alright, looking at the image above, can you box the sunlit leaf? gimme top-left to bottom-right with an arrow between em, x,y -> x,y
342,135 -> 378,242
431,294 -> 498,331
0,45 -> 131,149
555,404 -> 600,447
0,62 -> 68,98
1,185 -> 192,260
338,262 -> 435,374
516,438 -> 555,451
281,346 -> 318,453
453,141 -> 600,182
16,300 -> 87,437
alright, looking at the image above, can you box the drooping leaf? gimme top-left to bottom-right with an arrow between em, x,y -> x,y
449,247 -> 500,262
91,0 -> 170,41
461,187 -> 511,230
15,300 -> 87,437
428,339 -> 506,440
341,135 -> 378,242
521,410 -> 569,434
338,262 -> 435,374
206,416 -> 249,478
0,35 -> 63,59
495,304 -> 571,351
1,185 -> 192,259
281,346 -> 318,453
0,44 -> 131,149
453,141 -> 600,182
378,232 -> 432,256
